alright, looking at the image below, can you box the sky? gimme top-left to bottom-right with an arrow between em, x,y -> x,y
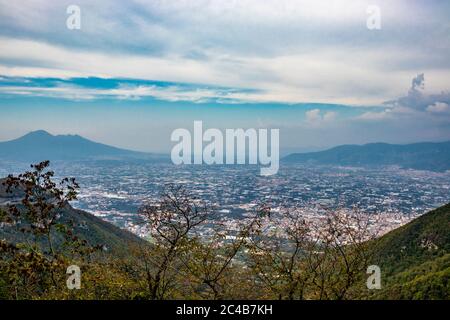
0,0 -> 449,153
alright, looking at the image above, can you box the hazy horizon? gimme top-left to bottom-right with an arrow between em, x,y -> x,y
2,128 -> 450,157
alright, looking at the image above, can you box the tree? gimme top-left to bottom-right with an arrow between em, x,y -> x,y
246,206 -> 379,300
133,184 -> 210,299
0,161 -> 95,299
307,209 -> 379,299
180,204 -> 269,299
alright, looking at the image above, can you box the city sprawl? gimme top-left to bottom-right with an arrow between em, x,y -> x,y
2,160 -> 447,240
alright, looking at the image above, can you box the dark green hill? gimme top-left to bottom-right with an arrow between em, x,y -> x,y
370,203 -> 450,299
283,141 -> 450,172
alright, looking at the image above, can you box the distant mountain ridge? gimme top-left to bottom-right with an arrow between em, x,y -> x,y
2,131 -> 450,171
283,141 -> 450,172
0,130 -> 168,162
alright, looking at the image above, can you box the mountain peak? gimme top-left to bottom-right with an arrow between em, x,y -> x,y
24,130 -> 54,138
21,131 -> 85,141
0,130 -> 158,162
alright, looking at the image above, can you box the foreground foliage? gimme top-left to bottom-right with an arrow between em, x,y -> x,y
0,161 -> 448,300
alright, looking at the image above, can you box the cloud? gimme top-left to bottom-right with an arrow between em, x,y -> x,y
3,36 -> 450,105
1,0 -> 449,60
305,109 -> 337,126
305,109 -> 321,122
1,1 -> 450,105
411,73 -> 425,91
0,78 -> 258,103
383,74 -> 450,114
357,110 -> 391,121
356,74 -> 450,129
427,102 -> 450,113
323,111 -> 337,122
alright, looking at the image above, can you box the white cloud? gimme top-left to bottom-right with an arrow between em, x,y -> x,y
427,102 -> 450,113
3,36 -> 450,105
355,75 -> 450,129
305,109 -> 337,126
305,109 -> 321,123
323,111 -> 337,122
1,1 -> 450,105
357,110 -> 390,121
0,83 -> 252,103
382,74 -> 450,117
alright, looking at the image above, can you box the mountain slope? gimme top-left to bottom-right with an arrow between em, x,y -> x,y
0,178 -> 145,256
375,253 -> 450,299
373,203 -> 450,274
0,130 -> 168,162
370,203 -> 450,299
283,141 -> 450,172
